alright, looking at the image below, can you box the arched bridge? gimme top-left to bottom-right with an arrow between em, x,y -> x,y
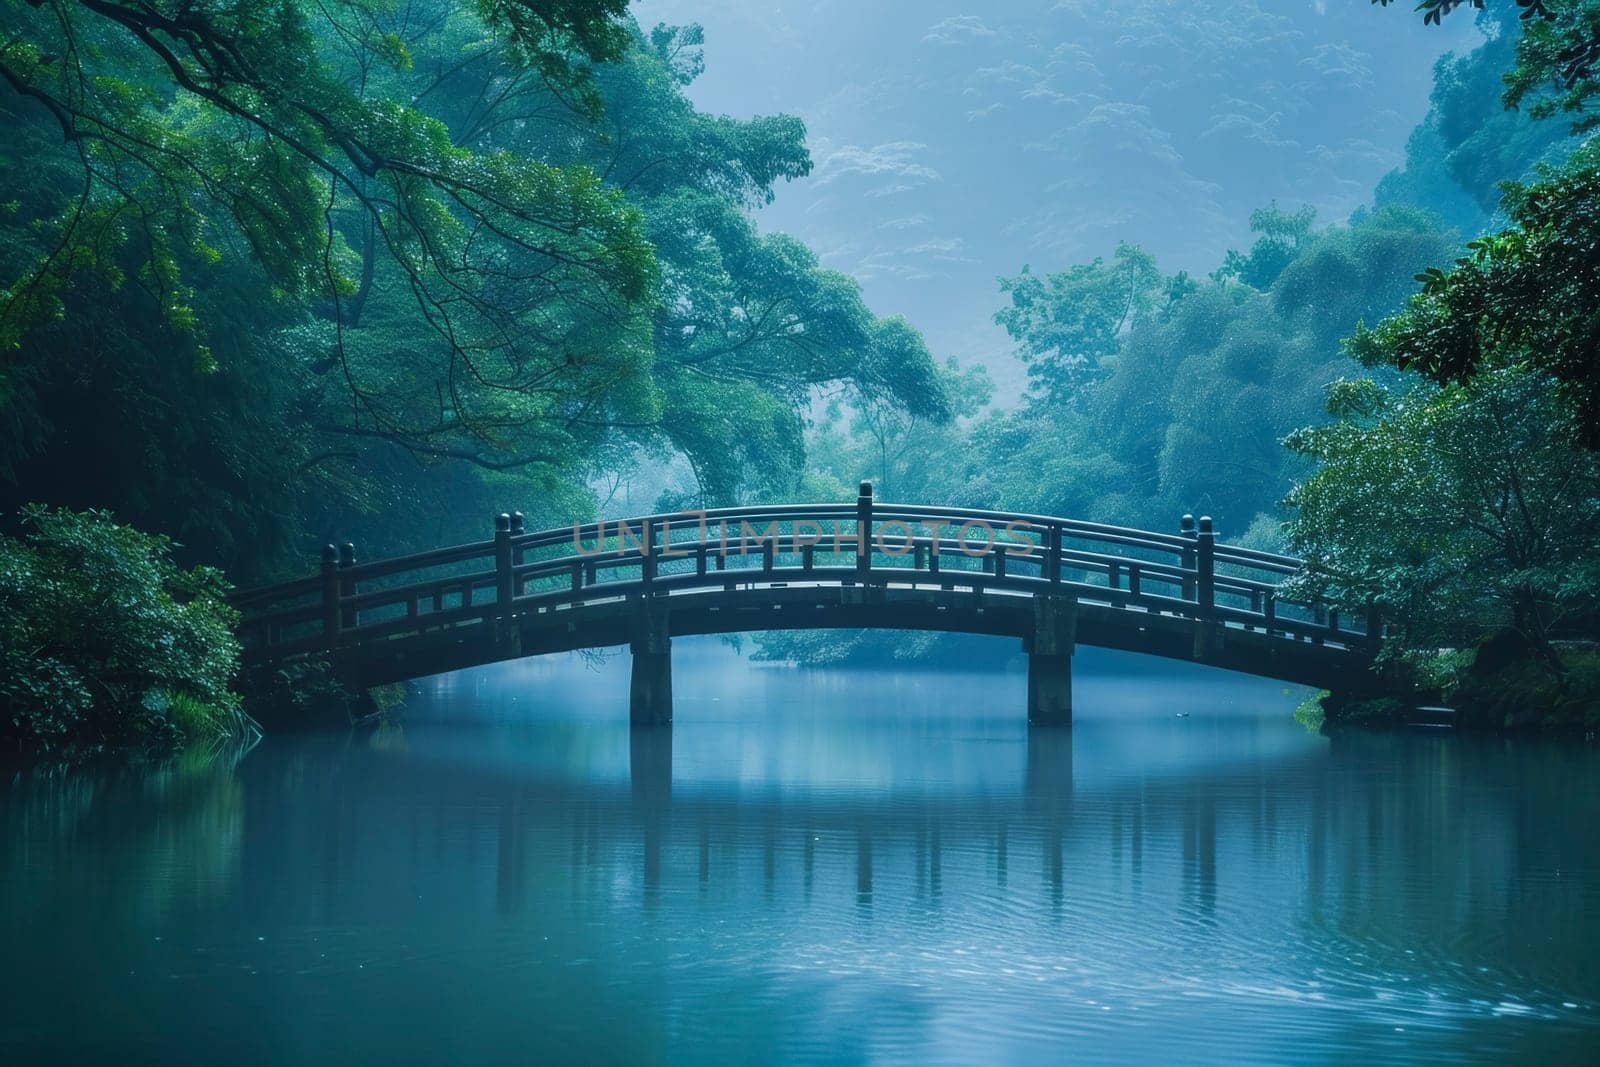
232,484 -> 1378,726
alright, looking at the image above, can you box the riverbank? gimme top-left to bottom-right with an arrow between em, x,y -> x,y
1298,642 -> 1600,737
762,630 -> 1600,738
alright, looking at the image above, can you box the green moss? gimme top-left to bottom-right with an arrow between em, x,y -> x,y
1293,690 -> 1329,733
367,683 -> 407,714
1340,697 -> 1410,724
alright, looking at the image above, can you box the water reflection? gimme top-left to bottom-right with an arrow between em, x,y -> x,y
2,642 -> 1598,1064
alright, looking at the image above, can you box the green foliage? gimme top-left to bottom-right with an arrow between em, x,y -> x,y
1374,2 -> 1579,232
985,207 -> 1456,535
763,207 -> 1459,666
1333,697 -> 1411,726
1502,1 -> 1600,132
1287,0 -> 1600,727
1274,206 -> 1461,349
1284,366 -> 1600,666
241,657 -> 370,729
805,356 -> 987,505
803,205 -> 1459,543
1450,646 -> 1600,728
1293,690 -> 1330,733
0,506 -> 244,753
995,243 -> 1164,408
0,0 -> 658,461
0,6 -> 948,577
471,0 -> 634,118
1215,203 -> 1317,290
1351,139 -> 1600,445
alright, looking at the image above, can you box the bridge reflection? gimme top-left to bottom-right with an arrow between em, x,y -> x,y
448,721 -> 1241,922
617,726 -> 1082,905
314,719 -> 1548,938
6,717 -> 1587,988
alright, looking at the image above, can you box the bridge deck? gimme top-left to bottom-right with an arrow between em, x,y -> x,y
233,486 -> 1377,724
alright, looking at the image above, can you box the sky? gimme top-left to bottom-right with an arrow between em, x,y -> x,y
634,0 -> 1482,398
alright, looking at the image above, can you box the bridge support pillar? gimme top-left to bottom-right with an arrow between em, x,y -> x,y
1027,652 -> 1073,727
1027,596 -> 1077,727
630,607 -> 672,726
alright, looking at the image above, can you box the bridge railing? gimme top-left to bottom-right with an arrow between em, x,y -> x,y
230,484 -> 1376,662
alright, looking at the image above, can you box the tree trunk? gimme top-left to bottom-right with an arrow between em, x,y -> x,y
1512,586 -> 1565,674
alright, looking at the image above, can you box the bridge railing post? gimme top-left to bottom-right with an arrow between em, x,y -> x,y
338,542 -> 357,630
640,519 -> 656,587
1195,516 -> 1215,618
855,481 -> 872,584
1046,524 -> 1062,585
495,513 -> 513,610
510,511 -> 525,597
1179,513 -> 1197,601
321,543 -> 341,645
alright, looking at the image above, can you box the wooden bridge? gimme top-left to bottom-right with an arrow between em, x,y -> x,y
232,484 -> 1378,726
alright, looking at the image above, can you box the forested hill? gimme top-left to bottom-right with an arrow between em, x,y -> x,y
641,0 -> 1484,393
794,4 -> 1584,549
0,1 -> 949,582
763,0 -> 1600,725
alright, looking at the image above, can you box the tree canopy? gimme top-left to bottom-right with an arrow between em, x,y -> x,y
0,3 -> 949,577
1351,139 -> 1600,445
1285,367 -> 1600,670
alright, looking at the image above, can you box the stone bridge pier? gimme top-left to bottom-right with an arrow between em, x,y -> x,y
1026,596 -> 1076,727
630,604 -> 673,726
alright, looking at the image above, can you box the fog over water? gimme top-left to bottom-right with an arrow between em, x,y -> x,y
4,645 -> 1597,1064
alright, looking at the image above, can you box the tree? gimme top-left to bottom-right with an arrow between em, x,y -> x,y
1375,2 -> 1577,232
0,0 -> 656,465
0,8 -> 951,571
1284,367 -> 1600,670
1274,205 -> 1460,349
1348,139 -> 1600,446
1375,1 -> 1600,133
995,243 -> 1164,408
843,356 -> 989,503
283,11 -> 947,507
1215,203 -> 1317,290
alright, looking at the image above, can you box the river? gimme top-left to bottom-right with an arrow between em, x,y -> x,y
3,640 -> 1597,1064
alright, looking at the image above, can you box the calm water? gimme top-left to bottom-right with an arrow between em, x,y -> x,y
3,640 -> 1598,1065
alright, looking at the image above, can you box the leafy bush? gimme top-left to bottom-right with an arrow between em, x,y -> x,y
241,658 -> 390,729
1450,646 -> 1600,732
1292,690 -> 1329,733
0,506 -> 244,754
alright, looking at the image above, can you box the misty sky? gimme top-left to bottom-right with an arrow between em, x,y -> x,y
635,0 -> 1481,396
